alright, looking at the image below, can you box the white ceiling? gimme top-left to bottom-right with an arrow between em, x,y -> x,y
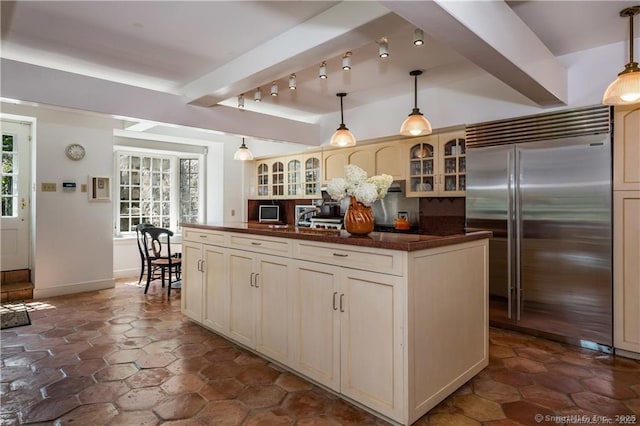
1,1 -> 637,127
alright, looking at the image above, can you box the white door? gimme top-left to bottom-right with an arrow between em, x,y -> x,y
1,120 -> 31,271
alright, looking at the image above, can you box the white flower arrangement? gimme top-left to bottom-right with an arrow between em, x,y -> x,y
326,165 -> 393,206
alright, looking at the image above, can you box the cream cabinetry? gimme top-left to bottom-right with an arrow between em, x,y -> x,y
182,226 -> 489,425
292,259 -> 403,419
613,191 -> 640,355
322,142 -> 407,183
613,105 -> 640,357
227,248 -> 291,363
374,143 -> 406,180
256,154 -> 321,199
405,130 -> 466,197
614,106 -> 640,190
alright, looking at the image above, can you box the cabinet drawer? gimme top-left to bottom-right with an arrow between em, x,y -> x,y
229,234 -> 291,256
294,241 -> 403,276
183,228 -> 227,245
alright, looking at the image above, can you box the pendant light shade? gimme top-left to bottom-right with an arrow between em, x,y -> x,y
400,70 -> 432,137
330,93 -> 356,147
603,6 -> 640,105
233,138 -> 254,161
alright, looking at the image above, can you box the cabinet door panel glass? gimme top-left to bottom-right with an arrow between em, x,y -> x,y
442,137 -> 466,194
257,163 -> 269,196
409,143 -> 435,193
304,157 -> 320,197
287,159 -> 301,196
272,161 -> 284,196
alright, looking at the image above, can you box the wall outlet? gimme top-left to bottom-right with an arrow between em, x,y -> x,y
231,209 -> 236,217
81,184 -> 87,193
41,182 -> 57,192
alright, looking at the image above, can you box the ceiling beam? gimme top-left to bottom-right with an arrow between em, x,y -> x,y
1,59 -> 322,145
181,1 -> 391,107
381,0 -> 568,106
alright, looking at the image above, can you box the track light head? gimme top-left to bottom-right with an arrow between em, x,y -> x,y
342,52 -> 352,71
270,81 -> 278,97
237,94 -> 244,109
413,28 -> 424,46
319,61 -> 328,79
289,74 -> 297,90
254,88 -> 262,102
378,37 -> 389,58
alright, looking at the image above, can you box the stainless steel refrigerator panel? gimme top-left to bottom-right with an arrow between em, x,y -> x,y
516,135 -> 612,345
466,145 -> 514,300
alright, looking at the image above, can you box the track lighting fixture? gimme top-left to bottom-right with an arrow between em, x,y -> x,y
400,70 -> 433,137
254,88 -> 262,102
319,61 -> 328,79
342,52 -> 352,71
233,138 -> 254,161
270,81 -> 278,97
237,94 -> 244,109
289,74 -> 297,90
413,28 -> 424,46
603,6 -> 640,105
330,93 -> 356,147
378,37 -> 389,58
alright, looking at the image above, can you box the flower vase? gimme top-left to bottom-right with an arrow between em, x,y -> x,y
344,196 -> 375,236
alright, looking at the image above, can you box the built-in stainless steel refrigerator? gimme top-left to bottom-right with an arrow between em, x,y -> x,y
465,105 -> 613,350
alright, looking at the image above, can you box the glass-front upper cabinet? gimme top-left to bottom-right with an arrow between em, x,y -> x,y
303,155 -> 321,198
286,158 -> 302,197
440,135 -> 466,196
271,160 -> 285,197
406,136 -> 437,196
405,130 -> 466,197
256,162 -> 269,198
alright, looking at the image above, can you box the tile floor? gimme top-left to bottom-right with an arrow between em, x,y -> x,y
1,278 -> 639,426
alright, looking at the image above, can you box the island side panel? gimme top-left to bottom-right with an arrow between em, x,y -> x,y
407,238 -> 489,424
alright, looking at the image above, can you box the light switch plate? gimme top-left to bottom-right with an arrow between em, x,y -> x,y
81,184 -> 87,193
41,182 -> 57,192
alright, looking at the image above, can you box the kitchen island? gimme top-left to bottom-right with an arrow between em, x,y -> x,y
181,223 -> 490,425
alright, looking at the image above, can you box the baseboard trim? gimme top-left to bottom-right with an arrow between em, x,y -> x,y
615,348 -> 640,360
114,268 -> 139,279
33,279 -> 115,299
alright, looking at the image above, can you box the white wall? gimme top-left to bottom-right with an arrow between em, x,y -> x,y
2,103 -> 116,297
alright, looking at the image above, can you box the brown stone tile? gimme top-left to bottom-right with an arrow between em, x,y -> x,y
533,371 -> 583,394
32,352 -> 80,370
94,363 -> 139,382
42,375 -> 95,398
451,394 -> 505,422
199,377 -> 245,401
513,346 -> 558,363
173,343 -> 209,359
0,365 -> 32,382
126,368 -> 172,389
275,372 -> 314,392
153,393 -> 207,420
473,379 -> 520,403
282,390 -> 333,418
19,394 -> 80,423
78,381 -> 130,404
502,357 -> 547,374
623,398 -> 640,414
107,409 -> 160,425
203,346 -> 242,362
161,373 -> 205,394
488,368 -> 535,388
296,416 -> 342,426
116,387 -> 168,411
105,348 -> 146,365
78,343 -> 119,360
3,350 -> 49,367
571,391 -> 635,416
135,352 -> 177,369
427,413 -> 481,426
194,400 -> 248,424
501,400 -> 554,426
118,336 -> 153,349
109,316 -> 139,324
238,384 -> 286,408
581,377 -> 637,399
9,367 -> 64,391
519,384 -> 574,410
0,388 -> 41,417
57,402 -> 119,424
235,364 -> 281,385
546,362 -> 592,379
142,339 -> 182,355
64,357 -> 109,377
199,360 -> 244,379
234,352 -> 268,366
244,409 -> 295,425
488,343 -> 516,359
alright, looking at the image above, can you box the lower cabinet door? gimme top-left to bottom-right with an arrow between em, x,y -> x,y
181,241 -> 204,322
340,268 -> 403,420
227,249 -> 256,347
255,255 -> 291,364
292,260 -> 341,391
202,245 -> 228,334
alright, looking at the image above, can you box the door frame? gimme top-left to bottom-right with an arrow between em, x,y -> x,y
1,113 -> 36,273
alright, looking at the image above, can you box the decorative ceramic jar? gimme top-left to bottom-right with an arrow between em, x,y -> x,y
344,196 -> 375,236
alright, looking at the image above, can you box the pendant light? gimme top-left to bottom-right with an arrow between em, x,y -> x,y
329,93 -> 356,147
400,70 -> 433,137
233,138 -> 254,161
603,6 -> 640,105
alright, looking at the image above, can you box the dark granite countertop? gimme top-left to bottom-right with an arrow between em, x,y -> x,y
182,222 -> 491,252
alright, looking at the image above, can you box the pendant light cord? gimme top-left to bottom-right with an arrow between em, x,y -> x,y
414,73 -> 418,109
630,11 -> 635,64
340,94 -> 345,126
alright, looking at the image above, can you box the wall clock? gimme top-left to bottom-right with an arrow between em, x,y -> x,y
65,143 -> 85,161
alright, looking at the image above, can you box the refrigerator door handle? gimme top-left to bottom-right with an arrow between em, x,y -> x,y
507,150 -> 514,320
515,149 -> 523,321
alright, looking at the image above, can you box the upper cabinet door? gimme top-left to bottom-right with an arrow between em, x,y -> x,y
375,144 -> 406,180
406,135 -> 438,197
438,132 -> 466,197
286,158 -> 302,197
614,105 -> 640,191
323,151 -> 349,183
348,147 -> 375,178
303,154 -> 321,198
256,161 -> 270,198
271,160 -> 285,198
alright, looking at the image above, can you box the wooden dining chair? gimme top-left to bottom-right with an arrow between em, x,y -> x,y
135,223 -> 157,285
141,227 -> 182,296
